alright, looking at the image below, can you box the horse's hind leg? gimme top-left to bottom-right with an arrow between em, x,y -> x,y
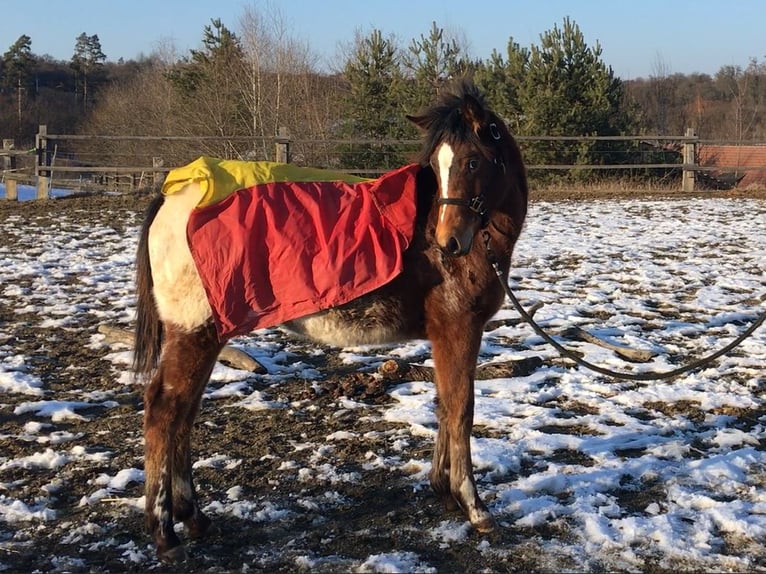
143,322 -> 222,561
172,438 -> 210,539
172,384 -> 216,539
428,320 -> 495,532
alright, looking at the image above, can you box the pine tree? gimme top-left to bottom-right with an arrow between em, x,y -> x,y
3,35 -> 33,124
474,38 -> 529,134
166,19 -> 246,147
71,33 -> 106,112
404,22 -> 473,112
341,29 -> 408,169
516,18 -> 637,178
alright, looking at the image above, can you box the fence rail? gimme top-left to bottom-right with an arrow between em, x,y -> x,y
2,126 -> 766,199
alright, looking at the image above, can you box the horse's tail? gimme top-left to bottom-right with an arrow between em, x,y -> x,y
133,194 -> 165,377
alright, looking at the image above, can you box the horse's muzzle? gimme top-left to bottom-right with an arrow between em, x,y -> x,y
437,221 -> 476,257
436,194 -> 487,257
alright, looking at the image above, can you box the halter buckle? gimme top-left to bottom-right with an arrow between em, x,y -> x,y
469,195 -> 489,227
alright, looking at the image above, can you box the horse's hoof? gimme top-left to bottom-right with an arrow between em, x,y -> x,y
471,513 -> 497,534
158,544 -> 187,564
185,511 -> 213,539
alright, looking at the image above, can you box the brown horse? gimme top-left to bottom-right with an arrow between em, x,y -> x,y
133,80 -> 528,561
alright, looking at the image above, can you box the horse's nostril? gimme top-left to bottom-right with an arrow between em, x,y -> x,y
447,237 -> 461,256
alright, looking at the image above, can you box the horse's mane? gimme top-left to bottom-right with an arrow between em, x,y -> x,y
412,80 -> 492,166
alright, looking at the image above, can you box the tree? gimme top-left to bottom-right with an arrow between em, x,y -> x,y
339,28 -> 410,169
79,55 -> 196,167
625,72 -> 721,137
71,33 -> 106,112
521,18 -> 628,135
3,35 -> 33,124
166,19 -> 247,153
404,22 -> 473,111
237,3 -> 330,160
515,18 -> 637,178
643,53 -> 675,135
474,38 -> 529,133
715,58 -> 766,141
83,8 -> 334,166
343,29 -> 403,136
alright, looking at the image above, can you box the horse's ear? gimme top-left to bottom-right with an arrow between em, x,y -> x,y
407,114 -> 431,131
462,94 -> 486,133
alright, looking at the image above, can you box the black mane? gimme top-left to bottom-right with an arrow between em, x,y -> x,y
412,80 -> 492,166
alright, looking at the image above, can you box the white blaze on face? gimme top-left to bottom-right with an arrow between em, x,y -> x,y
436,142 -> 455,223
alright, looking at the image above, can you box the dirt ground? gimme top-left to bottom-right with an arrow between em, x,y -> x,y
0,186 -> 764,573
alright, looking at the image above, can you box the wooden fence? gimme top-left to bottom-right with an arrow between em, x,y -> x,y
2,126 -> 766,199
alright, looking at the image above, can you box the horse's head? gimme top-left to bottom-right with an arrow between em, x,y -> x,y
408,81 -> 526,257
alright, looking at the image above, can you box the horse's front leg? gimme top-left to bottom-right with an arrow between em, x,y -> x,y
428,320 -> 495,532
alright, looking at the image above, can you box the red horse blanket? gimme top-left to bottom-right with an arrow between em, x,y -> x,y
162,157 -> 419,339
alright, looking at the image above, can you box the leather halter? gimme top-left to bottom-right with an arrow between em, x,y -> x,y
435,122 -> 505,229
437,194 -> 490,228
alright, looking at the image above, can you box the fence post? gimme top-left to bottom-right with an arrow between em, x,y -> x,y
5,178 -> 17,200
35,125 -> 49,199
152,156 -> 164,187
682,127 -> 697,192
275,127 -> 290,164
2,139 -> 15,173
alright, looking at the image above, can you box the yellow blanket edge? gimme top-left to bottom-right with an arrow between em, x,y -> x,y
162,156 -> 373,207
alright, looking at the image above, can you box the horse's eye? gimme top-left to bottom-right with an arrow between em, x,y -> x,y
467,159 -> 479,171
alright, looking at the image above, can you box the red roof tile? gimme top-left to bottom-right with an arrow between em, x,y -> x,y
698,145 -> 766,188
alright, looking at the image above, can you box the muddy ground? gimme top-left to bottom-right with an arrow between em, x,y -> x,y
0,186 -> 764,573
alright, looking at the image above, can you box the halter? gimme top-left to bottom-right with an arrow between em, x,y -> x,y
435,122 -> 506,229
437,195 -> 490,228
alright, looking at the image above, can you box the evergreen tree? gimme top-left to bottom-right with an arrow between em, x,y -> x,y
340,29 -> 409,169
405,22 -> 473,112
516,18 -> 637,178
2,35 -> 33,125
71,33 -> 106,112
521,17 -> 630,136
166,19 -> 247,148
168,19 -> 242,95
474,38 -> 529,134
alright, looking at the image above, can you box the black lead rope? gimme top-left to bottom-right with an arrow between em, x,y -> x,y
482,230 -> 766,382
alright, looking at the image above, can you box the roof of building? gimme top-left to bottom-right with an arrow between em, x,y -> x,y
698,145 -> 766,188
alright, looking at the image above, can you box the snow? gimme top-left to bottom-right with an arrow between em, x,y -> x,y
1,195 -> 766,571
358,551 -> 438,573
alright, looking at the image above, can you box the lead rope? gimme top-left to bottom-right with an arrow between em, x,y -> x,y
482,230 -> 766,382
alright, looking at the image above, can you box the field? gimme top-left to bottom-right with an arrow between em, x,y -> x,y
1,190 -> 765,573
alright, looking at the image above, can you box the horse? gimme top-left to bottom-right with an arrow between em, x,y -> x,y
133,80 -> 528,561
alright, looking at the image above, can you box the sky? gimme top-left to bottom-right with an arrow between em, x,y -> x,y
2,0 -> 765,79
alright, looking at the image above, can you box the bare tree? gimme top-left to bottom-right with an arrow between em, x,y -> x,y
237,2 -> 334,161
716,58 -> 764,141
649,53 -> 673,135
81,55 -> 198,166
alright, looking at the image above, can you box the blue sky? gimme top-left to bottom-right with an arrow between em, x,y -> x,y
3,0 -> 764,79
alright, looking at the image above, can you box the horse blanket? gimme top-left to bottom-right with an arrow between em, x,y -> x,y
162,157 -> 419,339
